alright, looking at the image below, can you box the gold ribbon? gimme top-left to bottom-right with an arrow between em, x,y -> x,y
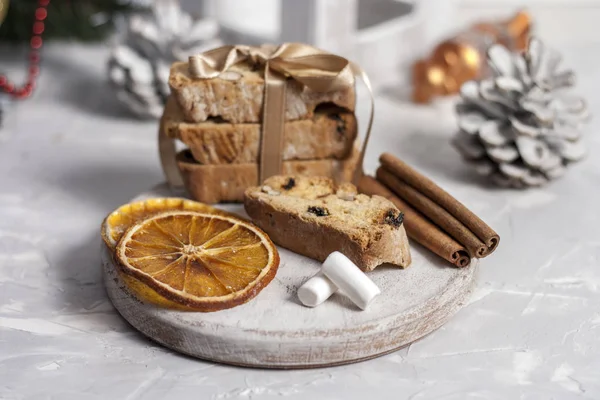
160,43 -> 374,189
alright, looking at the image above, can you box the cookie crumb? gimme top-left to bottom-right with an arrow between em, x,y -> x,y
307,206 -> 330,217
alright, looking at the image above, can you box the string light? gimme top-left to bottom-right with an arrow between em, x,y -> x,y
0,0 -> 50,100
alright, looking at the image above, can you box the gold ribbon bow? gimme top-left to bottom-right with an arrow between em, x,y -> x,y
160,43 -> 373,189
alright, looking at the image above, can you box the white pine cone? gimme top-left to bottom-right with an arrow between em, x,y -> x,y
453,37 -> 589,188
107,0 -> 222,119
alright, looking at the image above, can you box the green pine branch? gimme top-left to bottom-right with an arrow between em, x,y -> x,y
0,0 -> 145,42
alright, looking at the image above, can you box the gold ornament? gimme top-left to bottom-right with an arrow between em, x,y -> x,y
412,10 -> 531,104
0,0 -> 9,25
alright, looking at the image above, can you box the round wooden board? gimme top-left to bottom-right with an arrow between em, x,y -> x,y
103,184 -> 478,369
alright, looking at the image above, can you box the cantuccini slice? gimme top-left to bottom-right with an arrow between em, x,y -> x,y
244,176 -> 412,271
163,97 -> 357,164
168,61 -> 356,123
177,147 -> 360,204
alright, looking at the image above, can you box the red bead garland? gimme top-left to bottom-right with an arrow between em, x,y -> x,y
0,0 -> 50,100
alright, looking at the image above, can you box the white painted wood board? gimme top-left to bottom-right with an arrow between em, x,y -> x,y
102,184 -> 477,368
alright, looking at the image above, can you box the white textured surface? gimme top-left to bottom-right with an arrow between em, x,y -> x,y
2,5 -> 600,397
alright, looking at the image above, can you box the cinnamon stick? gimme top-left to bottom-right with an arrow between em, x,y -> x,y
377,167 -> 487,258
358,175 -> 471,268
380,153 -> 500,256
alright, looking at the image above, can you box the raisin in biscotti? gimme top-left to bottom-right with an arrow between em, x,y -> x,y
163,97 -> 357,164
244,176 -> 412,271
177,147 -> 359,204
168,61 -> 356,124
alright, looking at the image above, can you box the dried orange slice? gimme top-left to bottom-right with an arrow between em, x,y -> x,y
101,197 -> 230,251
114,211 -> 279,311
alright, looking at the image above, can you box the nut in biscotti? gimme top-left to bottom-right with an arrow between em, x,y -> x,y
244,175 -> 412,271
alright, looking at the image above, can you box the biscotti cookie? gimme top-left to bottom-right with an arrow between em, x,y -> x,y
169,61 -> 356,123
177,147 -> 359,204
244,176 -> 412,271
163,97 -> 357,164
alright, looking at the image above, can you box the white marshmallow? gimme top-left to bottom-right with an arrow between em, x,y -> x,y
321,252 -> 380,310
297,272 -> 337,307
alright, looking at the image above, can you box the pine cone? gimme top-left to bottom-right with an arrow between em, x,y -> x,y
453,37 -> 589,188
107,0 -> 222,119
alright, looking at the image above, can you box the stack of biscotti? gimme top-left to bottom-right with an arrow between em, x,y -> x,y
163,60 -> 360,203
